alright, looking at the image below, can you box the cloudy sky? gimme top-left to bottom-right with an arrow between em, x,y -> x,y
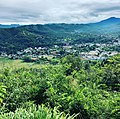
0,0 -> 120,24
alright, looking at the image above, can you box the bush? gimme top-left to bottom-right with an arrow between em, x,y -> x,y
0,55 -> 120,119
1,68 -> 49,112
22,56 -> 34,62
0,104 -> 78,119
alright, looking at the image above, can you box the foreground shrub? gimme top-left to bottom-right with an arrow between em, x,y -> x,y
0,104 -> 78,119
1,67 -> 49,112
0,55 -> 120,119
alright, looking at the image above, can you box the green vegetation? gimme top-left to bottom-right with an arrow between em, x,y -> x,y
0,54 -> 120,119
0,83 -> 6,104
0,20 -> 120,54
0,104 -> 77,119
0,17 -> 120,118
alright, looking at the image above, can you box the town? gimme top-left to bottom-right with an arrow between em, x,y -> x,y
1,39 -> 120,61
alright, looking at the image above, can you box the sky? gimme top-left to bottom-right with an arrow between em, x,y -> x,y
0,0 -> 120,24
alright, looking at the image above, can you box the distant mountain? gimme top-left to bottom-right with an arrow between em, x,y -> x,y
74,17 -> 120,34
97,17 -> 120,25
0,24 -> 21,28
0,17 -> 120,53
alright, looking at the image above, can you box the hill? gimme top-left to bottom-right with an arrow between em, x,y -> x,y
97,17 -> 120,25
0,17 -> 120,53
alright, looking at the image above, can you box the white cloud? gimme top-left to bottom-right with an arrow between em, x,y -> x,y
0,0 -> 120,24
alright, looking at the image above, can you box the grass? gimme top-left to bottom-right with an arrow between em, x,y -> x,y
0,57 -> 50,69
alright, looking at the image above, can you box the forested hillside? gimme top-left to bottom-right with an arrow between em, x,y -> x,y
0,17 -> 120,54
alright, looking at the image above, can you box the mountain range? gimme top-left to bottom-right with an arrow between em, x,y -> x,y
0,17 -> 120,32
0,17 -> 120,53
0,24 -> 20,28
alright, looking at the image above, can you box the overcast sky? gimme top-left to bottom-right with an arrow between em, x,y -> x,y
0,0 -> 120,24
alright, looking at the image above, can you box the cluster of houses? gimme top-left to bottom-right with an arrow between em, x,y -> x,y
0,41 -> 120,60
80,51 -> 119,60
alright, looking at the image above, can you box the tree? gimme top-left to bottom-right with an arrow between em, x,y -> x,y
101,54 -> 120,91
22,56 -> 33,62
61,55 -> 82,76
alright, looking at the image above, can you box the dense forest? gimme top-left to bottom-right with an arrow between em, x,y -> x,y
0,54 -> 120,119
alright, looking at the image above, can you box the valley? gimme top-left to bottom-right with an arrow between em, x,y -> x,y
0,17 -> 120,119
